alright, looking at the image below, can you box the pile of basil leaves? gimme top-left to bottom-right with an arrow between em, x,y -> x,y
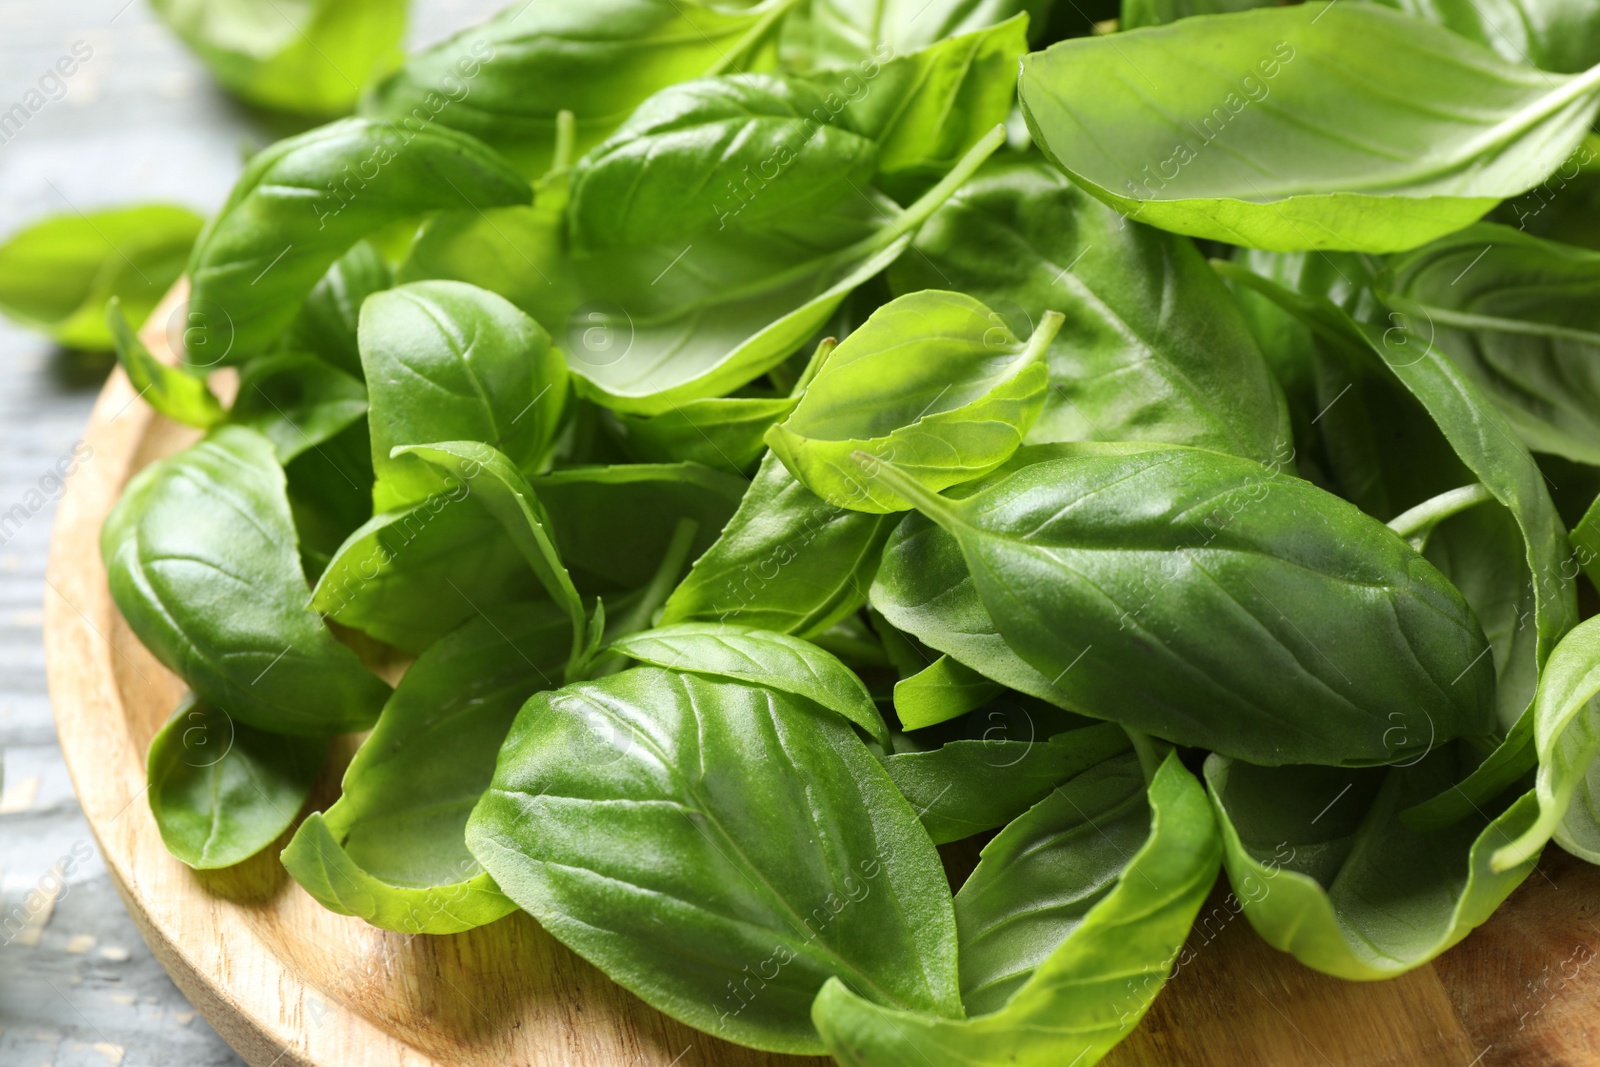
60,0 -> 1600,1063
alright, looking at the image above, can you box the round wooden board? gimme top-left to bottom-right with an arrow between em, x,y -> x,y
41,285 -> 1600,1067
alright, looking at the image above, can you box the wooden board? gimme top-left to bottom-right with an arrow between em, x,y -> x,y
41,285 -> 1600,1067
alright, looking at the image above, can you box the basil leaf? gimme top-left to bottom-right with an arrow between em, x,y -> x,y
1218,262 -> 1577,819
151,0 -> 405,115
363,0 -> 797,178
569,74 -> 880,251
872,442 -> 1495,765
1205,751 -> 1538,978
811,17 -> 1027,199
187,119 -> 529,363
103,425 -> 390,734
229,352 -> 367,462
108,299 -> 223,430
565,126 -> 1004,414
311,493 -> 541,654
813,752 -> 1220,1067
282,240 -> 391,378
531,462 -> 747,592
0,204 -> 201,351
1492,615 -> 1600,868
661,451 -> 894,636
361,281 -> 566,511
610,622 -> 890,748
1380,222 -> 1600,466
148,697 -> 328,870
893,655 -> 1002,731
1019,4 -> 1600,252
767,290 -> 1057,512
884,700 -> 1129,843
282,602 -> 570,933
466,666 -> 961,1053
889,157 -> 1291,464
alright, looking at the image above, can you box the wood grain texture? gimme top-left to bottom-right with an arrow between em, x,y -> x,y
42,284 -> 1600,1067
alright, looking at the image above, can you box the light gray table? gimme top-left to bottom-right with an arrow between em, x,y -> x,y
0,3 -> 500,1063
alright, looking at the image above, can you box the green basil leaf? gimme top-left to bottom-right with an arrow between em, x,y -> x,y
229,352 -> 367,462
151,0 -> 405,115
812,17 -> 1026,199
610,622 -> 890,748
884,700 -> 1129,844
1019,4 -> 1600,252
108,299 -> 223,430
282,601 -> 570,932
282,240 -> 391,378
0,204 -> 201,351
767,290 -> 1056,513
888,157 -> 1291,463
104,425 -> 390,734
661,451 -> 894,636
569,74 -> 880,251
1492,615 -> 1600,868
363,0 -> 797,177
813,752 -> 1220,1067
872,442 -> 1494,765
807,0 -> 1039,68
953,751 -> 1150,1013
466,666 -> 961,1053
1379,222 -> 1600,466
187,118 -> 529,363
361,280 -> 566,512
564,125 -> 1004,414
1218,262 -> 1578,820
311,492 -> 541,654
1205,750 -> 1538,978
147,697 -> 328,870
893,655 -> 1002,731
398,441 -> 586,673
